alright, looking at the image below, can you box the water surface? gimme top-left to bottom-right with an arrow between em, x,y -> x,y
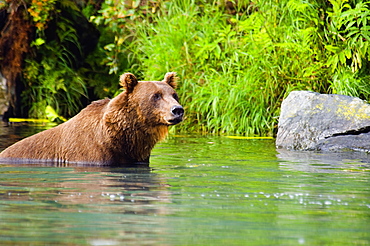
0,124 -> 369,245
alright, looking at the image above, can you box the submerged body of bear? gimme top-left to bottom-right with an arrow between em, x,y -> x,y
0,72 -> 184,165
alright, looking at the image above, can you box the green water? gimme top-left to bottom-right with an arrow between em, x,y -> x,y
0,125 -> 369,245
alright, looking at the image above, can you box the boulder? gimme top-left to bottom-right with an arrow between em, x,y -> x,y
276,91 -> 370,152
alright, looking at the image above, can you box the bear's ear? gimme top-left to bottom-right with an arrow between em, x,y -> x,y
163,72 -> 178,88
120,73 -> 138,93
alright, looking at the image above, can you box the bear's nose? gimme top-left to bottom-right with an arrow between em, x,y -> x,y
171,105 -> 184,117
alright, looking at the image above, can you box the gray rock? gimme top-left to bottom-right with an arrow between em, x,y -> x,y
276,91 -> 370,152
316,133 -> 370,152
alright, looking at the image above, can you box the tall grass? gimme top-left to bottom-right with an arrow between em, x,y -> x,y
23,17 -> 87,119
11,0 -> 370,134
120,0 -> 327,135
93,0 -> 370,135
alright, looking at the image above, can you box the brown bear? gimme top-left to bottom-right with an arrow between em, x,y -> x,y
0,72 -> 184,165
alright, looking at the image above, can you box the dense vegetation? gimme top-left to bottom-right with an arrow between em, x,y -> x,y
1,0 -> 370,136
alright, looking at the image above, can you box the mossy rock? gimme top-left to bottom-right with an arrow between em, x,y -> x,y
276,91 -> 370,152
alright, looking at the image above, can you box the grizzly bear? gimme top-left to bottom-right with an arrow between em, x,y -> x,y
0,72 -> 184,165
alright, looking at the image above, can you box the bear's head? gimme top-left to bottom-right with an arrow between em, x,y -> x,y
116,72 -> 184,126
102,72 -> 184,162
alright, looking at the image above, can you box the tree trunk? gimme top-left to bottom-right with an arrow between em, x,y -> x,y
0,1 -> 32,120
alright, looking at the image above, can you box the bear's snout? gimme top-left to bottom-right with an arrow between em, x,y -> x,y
172,105 -> 184,117
168,105 -> 184,125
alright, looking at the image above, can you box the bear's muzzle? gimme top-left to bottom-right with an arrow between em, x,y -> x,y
167,105 -> 184,125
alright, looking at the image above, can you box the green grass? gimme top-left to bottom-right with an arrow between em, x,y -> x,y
20,0 -> 370,135
121,0 -> 331,135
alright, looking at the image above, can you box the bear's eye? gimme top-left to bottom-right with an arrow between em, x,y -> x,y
173,93 -> 179,101
152,93 -> 162,101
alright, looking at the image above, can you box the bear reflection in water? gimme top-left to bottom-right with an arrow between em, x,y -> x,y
0,72 -> 184,165
0,164 -> 172,245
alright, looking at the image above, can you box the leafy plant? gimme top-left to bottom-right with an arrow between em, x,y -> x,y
325,1 -> 370,71
12,0 -> 370,135
23,2 -> 87,119
119,0 -> 334,135
323,0 -> 370,98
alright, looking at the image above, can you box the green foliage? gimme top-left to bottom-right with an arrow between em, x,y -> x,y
90,0 -> 148,75
23,3 -> 87,118
108,0 -> 334,135
21,0 -> 119,119
116,0 -> 370,135
325,0 -> 370,72
23,44 -> 87,118
323,0 -> 370,98
18,0 -> 370,135
28,0 -> 58,30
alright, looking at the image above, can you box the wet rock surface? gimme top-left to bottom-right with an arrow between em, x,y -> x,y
276,91 -> 370,152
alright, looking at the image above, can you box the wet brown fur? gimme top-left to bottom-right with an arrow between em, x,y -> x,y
0,72 -> 182,165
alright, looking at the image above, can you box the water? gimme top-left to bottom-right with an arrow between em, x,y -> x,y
0,124 -> 369,245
